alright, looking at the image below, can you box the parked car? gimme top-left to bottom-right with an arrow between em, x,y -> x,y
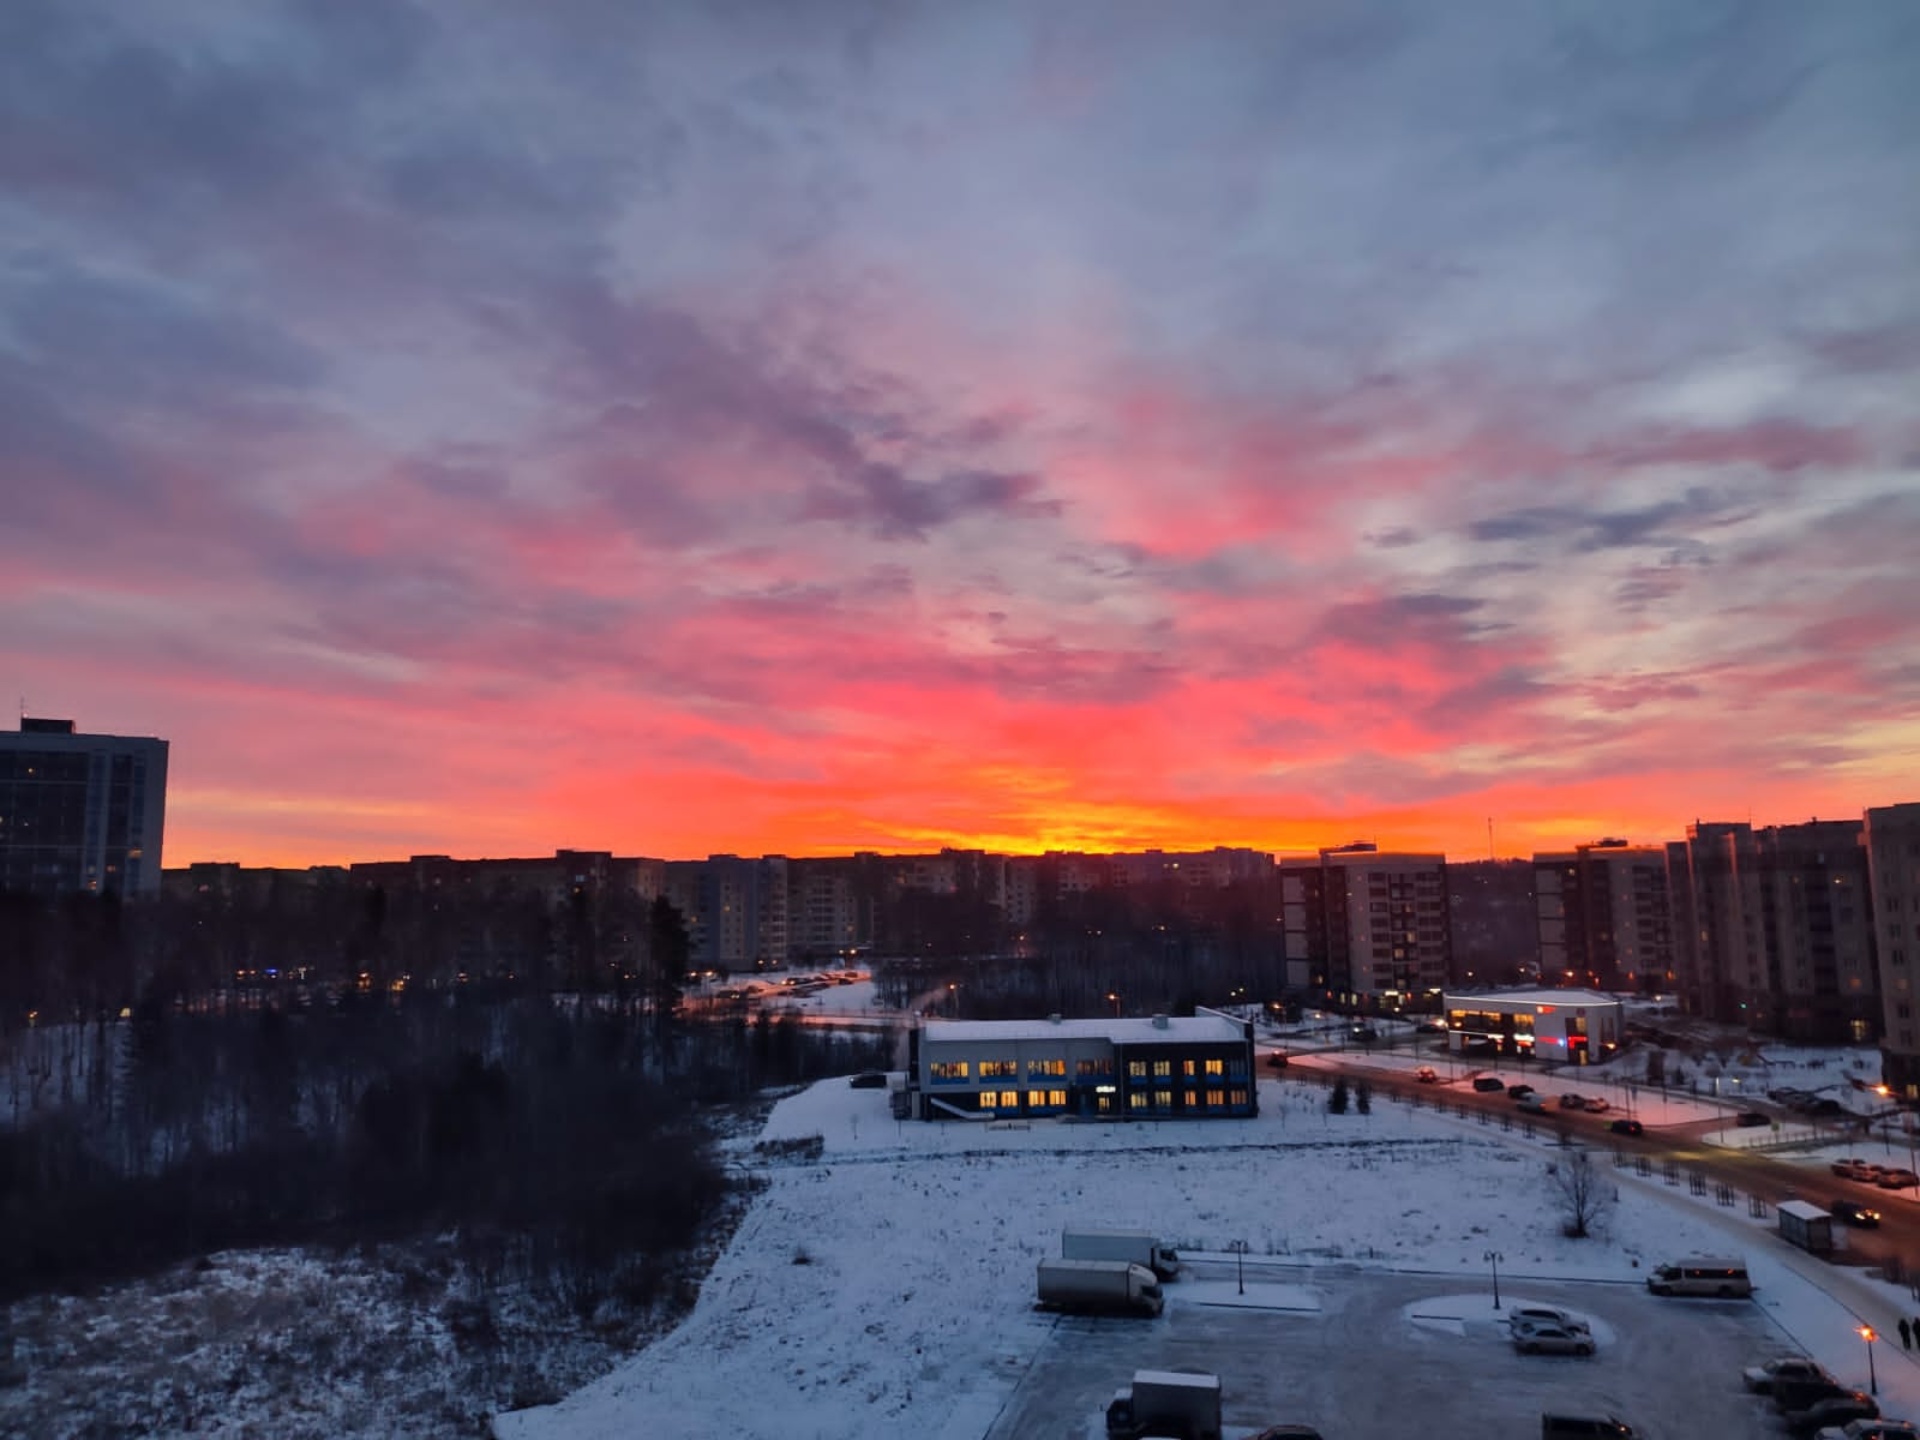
1414,1066 -> 1439,1083
1745,1357 -> 1836,1394
1558,1093 -> 1588,1110
1813,1421 -> 1920,1440
1349,1026 -> 1378,1043
1473,1076 -> 1506,1093
1771,1087 -> 1808,1104
1808,1098 -> 1848,1118
1416,1021 -> 1447,1034
1583,1097 -> 1610,1114
1830,1200 -> 1883,1228
1508,1083 -> 1536,1099
1509,1306 -> 1590,1336
1266,1052 -> 1290,1069
1833,1159 -> 1879,1180
1518,1093 -> 1550,1114
1876,1168 -> 1920,1190
1610,1118 -> 1645,1136
1513,1321 -> 1596,1356
1786,1394 -> 1880,1436
1734,1110 -> 1770,1127
1774,1376 -> 1853,1414
848,1071 -> 888,1089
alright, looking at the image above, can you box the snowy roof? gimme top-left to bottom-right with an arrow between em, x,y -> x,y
924,1014 -> 1246,1045
1442,988 -> 1622,1009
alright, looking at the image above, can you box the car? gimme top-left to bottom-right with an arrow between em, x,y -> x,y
1265,1052 -> 1290,1069
1518,1093 -> 1550,1114
1735,1111 -> 1771,1127
1349,1026 -> 1378,1043
1558,1093 -> 1588,1110
1414,1066 -> 1439,1083
1609,1117 -> 1645,1136
848,1071 -> 888,1089
1877,1168 -> 1920,1190
1509,1306 -> 1591,1336
1830,1200 -> 1883,1228
1771,1087 -> 1808,1103
1775,1376 -> 1854,1414
1416,1021 -> 1447,1034
1513,1322 -> 1595,1356
1813,1422 -> 1920,1440
1473,1076 -> 1506,1092
1808,1098 -> 1848,1118
1833,1158 -> 1878,1180
1508,1083 -> 1536,1099
1786,1394 -> 1880,1436
1583,1097 -> 1610,1114
1745,1357 -> 1836,1394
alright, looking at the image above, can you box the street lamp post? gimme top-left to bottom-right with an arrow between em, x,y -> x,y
1859,1324 -> 1878,1395
1485,1250 -> 1504,1309
1228,1239 -> 1249,1296
1108,992 -> 1120,1018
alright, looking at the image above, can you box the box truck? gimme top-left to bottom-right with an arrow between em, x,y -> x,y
1105,1369 -> 1222,1440
1035,1258 -> 1164,1317
1063,1227 -> 1180,1280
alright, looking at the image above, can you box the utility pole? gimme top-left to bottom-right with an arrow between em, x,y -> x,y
1487,817 -> 1495,861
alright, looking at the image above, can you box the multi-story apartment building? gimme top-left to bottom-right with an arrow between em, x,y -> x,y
1280,844 -> 1449,1003
665,854 -> 789,971
786,855 -> 873,958
1870,805 -> 1920,1094
0,717 -> 169,898
1533,840 -> 1673,992
1671,819 -> 1877,1041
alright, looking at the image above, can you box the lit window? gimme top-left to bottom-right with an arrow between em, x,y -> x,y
1129,1092 -> 1148,1111
930,1061 -> 969,1082
1153,1060 -> 1172,1078
1027,1089 -> 1046,1107
1182,1059 -> 1196,1078
1231,1089 -> 1248,1106
1206,1089 -> 1224,1108
1154,1089 -> 1172,1109
1204,1058 -> 1225,1077
1048,1089 -> 1066,1106
1128,1060 -> 1148,1079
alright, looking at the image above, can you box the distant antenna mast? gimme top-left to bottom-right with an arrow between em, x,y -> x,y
1487,817 -> 1495,861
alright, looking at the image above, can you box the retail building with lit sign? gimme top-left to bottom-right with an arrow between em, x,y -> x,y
1441,988 -> 1622,1065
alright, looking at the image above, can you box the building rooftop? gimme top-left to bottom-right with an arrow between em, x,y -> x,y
1443,987 -> 1621,1008
924,1014 -> 1247,1045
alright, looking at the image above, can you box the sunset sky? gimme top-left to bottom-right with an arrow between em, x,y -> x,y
4,1 -> 1918,867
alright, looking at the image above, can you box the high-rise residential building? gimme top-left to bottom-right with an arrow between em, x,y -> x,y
1671,818 -> 1877,1041
1280,844 -> 1450,1003
1869,804 -> 1920,1094
1533,840 -> 1673,993
0,717 -> 169,899
664,854 -> 790,971
786,855 -> 873,958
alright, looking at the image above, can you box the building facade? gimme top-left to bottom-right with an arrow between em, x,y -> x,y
1281,844 -> 1450,1003
1670,819 -> 1877,1041
1443,987 -> 1623,1065
1534,840 -> 1673,993
906,1013 -> 1256,1121
0,717 -> 169,898
1871,805 -> 1920,1095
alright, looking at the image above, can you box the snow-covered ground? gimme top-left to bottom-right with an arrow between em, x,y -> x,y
493,1075 -> 1920,1440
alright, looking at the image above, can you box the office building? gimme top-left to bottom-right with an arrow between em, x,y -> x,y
0,717 -> 168,898
906,1011 -> 1256,1120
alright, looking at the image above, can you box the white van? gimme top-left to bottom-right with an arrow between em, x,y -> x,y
1645,1257 -> 1752,1298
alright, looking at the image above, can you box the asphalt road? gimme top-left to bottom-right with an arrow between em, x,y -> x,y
985,1268 -> 1789,1440
1299,1054 -> 1920,1272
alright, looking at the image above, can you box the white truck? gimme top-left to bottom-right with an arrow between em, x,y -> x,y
1105,1369 -> 1222,1440
1035,1258 -> 1164,1317
1063,1227 -> 1181,1280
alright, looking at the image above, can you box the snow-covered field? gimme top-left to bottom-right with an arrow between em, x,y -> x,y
493,1075 -> 1920,1440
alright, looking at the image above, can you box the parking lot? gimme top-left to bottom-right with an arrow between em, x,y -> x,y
986,1265 -> 1792,1439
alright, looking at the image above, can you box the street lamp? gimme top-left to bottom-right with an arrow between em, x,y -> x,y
1228,1239 -> 1249,1296
1108,992 -> 1120,1018
1858,1324 -> 1878,1395
1485,1250 -> 1504,1310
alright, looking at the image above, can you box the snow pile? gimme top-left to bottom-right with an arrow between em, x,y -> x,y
493,1077 -> 1753,1440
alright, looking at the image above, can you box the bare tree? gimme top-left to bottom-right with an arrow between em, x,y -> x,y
1547,1147 -> 1615,1238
